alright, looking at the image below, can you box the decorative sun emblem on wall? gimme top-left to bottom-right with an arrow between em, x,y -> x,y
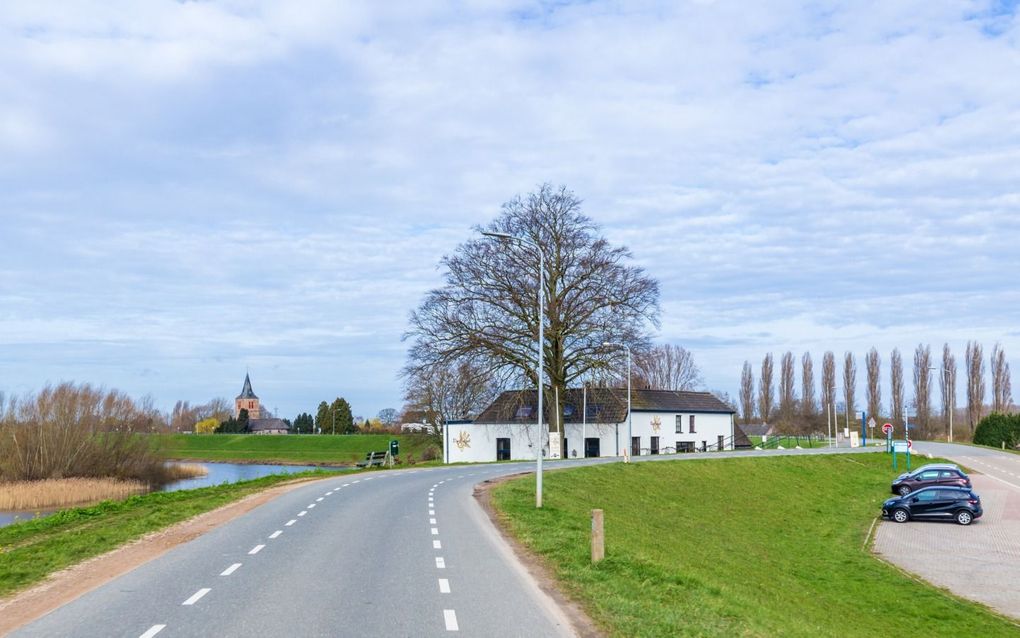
455,431 -> 471,450
651,416 -> 661,432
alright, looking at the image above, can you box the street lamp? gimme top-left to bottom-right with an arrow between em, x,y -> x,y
603,342 -> 632,461
929,365 -> 954,443
481,231 -> 546,508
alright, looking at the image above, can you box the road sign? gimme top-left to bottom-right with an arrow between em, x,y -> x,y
892,442 -> 909,453
868,416 -> 876,429
882,423 -> 892,435
907,438 -> 913,450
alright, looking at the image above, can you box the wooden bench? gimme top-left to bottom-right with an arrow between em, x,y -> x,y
356,451 -> 389,468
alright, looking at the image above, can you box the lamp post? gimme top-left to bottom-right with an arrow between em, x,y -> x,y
481,231 -> 546,508
603,342 -> 631,461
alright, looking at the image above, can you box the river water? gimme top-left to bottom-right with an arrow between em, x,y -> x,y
0,461 -> 345,528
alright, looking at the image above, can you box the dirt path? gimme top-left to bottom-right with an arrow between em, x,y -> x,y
0,476 -> 327,636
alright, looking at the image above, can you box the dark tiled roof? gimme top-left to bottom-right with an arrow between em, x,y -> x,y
474,388 -> 735,425
249,418 -> 288,432
237,373 -> 258,400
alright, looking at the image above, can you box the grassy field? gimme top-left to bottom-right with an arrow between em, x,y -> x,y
492,453 -> 1018,637
0,470 -> 334,598
157,433 -> 441,465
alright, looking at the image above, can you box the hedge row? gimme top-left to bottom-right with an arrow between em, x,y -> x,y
973,413 -> 1020,448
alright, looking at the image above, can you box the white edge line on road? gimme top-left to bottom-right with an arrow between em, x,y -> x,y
977,471 -> 1020,491
435,557 -> 445,568
285,519 -> 297,526
433,540 -> 442,549
249,544 -> 265,555
269,530 -> 282,539
220,563 -> 242,576
182,588 -> 211,606
444,609 -> 459,631
139,624 -> 166,638
439,578 -> 451,593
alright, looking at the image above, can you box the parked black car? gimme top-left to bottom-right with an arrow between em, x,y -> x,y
882,486 -> 982,525
890,464 -> 971,496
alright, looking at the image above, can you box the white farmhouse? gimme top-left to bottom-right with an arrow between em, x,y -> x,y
444,388 -> 739,463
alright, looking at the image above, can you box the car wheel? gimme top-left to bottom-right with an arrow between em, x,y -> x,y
955,510 -> 973,526
897,485 -> 911,496
892,508 -> 909,523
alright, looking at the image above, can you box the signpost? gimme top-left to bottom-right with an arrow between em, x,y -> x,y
882,422 -> 892,453
868,416 -> 876,442
892,439 -> 911,471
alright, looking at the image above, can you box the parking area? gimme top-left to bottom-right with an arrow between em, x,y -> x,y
874,451 -> 1020,620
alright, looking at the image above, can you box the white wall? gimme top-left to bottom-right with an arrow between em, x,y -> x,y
625,411 -> 734,455
444,422 -> 542,463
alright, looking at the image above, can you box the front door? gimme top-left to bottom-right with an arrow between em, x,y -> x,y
650,436 -> 659,455
718,435 -> 725,451
584,437 -> 600,458
631,436 -> 641,457
562,437 -> 569,458
496,438 -> 511,461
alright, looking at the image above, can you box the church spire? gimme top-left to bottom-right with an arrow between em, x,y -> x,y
237,373 -> 258,400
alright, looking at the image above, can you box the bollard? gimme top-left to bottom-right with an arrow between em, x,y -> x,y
591,509 -> 605,563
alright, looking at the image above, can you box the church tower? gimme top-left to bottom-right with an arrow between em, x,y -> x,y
235,373 -> 261,419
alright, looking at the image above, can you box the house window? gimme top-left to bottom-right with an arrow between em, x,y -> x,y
689,415 -> 696,433
515,405 -> 533,418
675,415 -> 682,434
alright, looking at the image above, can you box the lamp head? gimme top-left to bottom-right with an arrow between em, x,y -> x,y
481,231 -> 514,240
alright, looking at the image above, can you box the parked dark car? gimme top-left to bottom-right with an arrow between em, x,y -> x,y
890,464 -> 971,496
882,486 -> 982,525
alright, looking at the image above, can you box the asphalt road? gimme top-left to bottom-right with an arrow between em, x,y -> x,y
12,445 -> 876,638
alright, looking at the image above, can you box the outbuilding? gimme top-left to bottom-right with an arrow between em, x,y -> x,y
444,388 -> 736,463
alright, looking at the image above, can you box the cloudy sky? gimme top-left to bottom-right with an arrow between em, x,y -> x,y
2,1 -> 1018,420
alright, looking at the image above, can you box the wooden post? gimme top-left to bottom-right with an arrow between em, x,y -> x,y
591,509 -> 605,563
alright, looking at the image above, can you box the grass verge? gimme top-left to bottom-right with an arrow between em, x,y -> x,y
156,433 -> 441,465
0,470 -> 332,598
491,453 -> 1017,637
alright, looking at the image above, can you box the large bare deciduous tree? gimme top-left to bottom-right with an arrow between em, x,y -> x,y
912,343 -> 933,437
633,344 -> 701,391
939,343 -> 957,434
404,185 -> 660,430
842,352 -> 857,418
890,348 -> 905,427
403,360 -> 500,429
991,343 -> 1012,413
821,351 -> 836,417
966,341 -> 985,432
740,361 -> 755,425
865,348 -> 881,421
779,351 -> 796,427
759,353 -> 774,426
801,352 -> 816,424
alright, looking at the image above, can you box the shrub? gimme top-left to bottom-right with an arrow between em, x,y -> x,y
421,446 -> 439,462
973,413 -> 1020,449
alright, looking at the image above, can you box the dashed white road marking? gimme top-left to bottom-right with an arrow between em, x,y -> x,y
182,588 -> 211,606
249,544 -> 265,555
352,480 -> 361,484
435,557 -> 446,569
269,530 -> 282,539
429,509 -> 435,515
444,609 -> 459,631
430,518 -> 437,524
220,563 -> 242,576
139,625 -> 166,638
298,511 -> 307,517
316,497 -> 324,502
308,504 -> 316,509
431,527 -> 439,535
433,540 -> 442,549
285,519 -> 297,526
439,578 -> 451,593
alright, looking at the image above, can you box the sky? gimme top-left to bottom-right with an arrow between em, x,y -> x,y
1,1 -> 1018,421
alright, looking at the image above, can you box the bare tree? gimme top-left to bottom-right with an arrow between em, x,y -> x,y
912,343 -> 933,437
992,343 -> 1011,413
740,361 -> 755,425
633,344 -> 701,391
821,351 -> 836,417
403,360 -> 501,430
759,353 -> 774,426
891,348 -> 905,427
801,352 -> 816,424
842,352 -> 857,418
404,185 -> 660,427
865,348 -> 881,421
965,341 -> 985,433
939,343 -> 957,436
778,351 -> 796,428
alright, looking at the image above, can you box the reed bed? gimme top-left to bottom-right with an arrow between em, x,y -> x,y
163,463 -> 208,481
0,478 -> 147,510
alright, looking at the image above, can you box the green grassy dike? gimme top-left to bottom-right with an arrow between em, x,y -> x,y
491,454 -> 1018,637
0,470 -> 334,598
157,433 -> 440,465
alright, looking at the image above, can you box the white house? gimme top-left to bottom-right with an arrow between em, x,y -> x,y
444,388 -> 738,463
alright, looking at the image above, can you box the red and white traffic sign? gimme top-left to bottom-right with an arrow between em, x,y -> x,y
882,423 -> 892,435
907,438 -> 913,450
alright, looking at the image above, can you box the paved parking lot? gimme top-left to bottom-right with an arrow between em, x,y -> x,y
873,445 -> 1020,620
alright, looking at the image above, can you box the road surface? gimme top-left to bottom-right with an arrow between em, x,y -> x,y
12,446 -> 873,638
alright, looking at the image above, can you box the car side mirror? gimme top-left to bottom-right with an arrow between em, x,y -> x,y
911,497 -> 919,503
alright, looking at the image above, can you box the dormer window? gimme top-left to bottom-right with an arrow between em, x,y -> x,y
515,405 -> 534,418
